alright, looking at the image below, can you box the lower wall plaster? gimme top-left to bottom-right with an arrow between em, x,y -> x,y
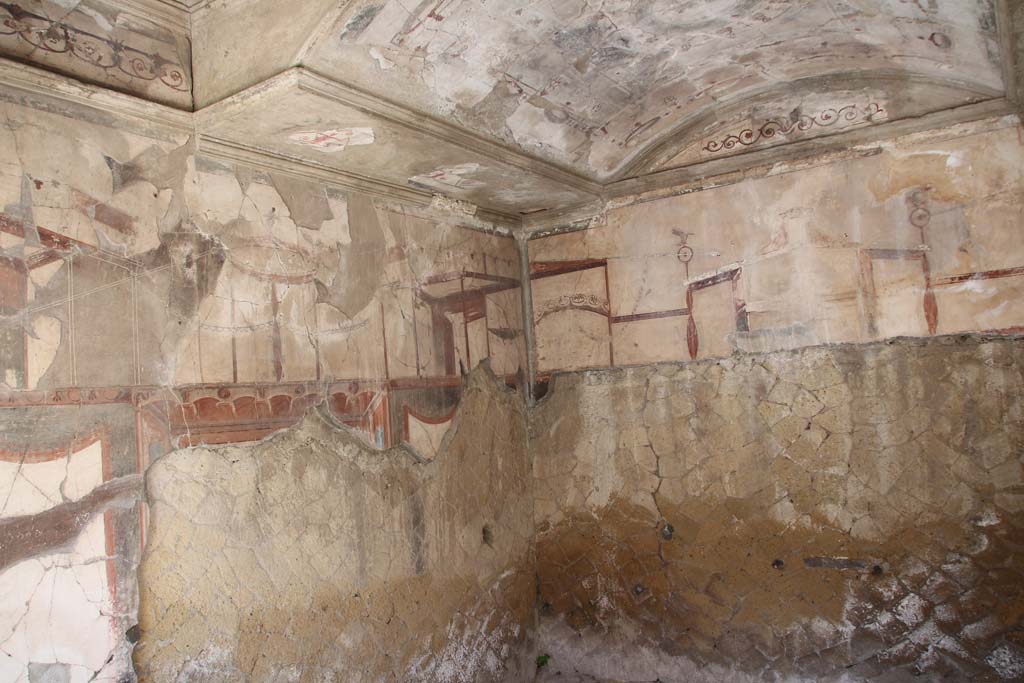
531,335 -> 1024,683
133,365 -> 534,683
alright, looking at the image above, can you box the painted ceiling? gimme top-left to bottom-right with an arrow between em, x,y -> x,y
0,0 -> 1014,218
306,0 -> 1004,179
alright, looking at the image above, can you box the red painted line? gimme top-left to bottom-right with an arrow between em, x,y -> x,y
530,259 -> 607,279
610,308 -> 690,324
933,266 -> 1024,286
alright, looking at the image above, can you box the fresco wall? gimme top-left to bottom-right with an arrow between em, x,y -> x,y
136,365 -> 534,683
526,114 -> 1024,682
0,92 -> 525,682
531,336 -> 1024,683
528,116 -> 1024,374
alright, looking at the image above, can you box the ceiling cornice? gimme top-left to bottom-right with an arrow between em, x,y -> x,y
155,0 -> 214,10
0,59 -> 519,233
196,135 -> 521,230
524,101 -> 1019,236
605,99 -> 1016,201
293,69 -> 604,196
0,58 -> 193,138
117,0 -> 191,31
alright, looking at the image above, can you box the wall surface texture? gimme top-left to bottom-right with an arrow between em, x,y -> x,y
135,365 -> 534,682
0,18 -> 1021,679
0,90 -> 525,682
529,118 -> 1024,373
532,336 -> 1024,683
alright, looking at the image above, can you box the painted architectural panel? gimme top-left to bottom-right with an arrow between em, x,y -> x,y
0,91 -> 526,681
529,118 -> 1024,374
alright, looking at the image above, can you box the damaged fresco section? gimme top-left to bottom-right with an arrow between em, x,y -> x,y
135,364 -> 535,683
529,117 -> 1024,373
0,404 -> 143,682
531,335 -> 1024,682
0,90 -> 526,681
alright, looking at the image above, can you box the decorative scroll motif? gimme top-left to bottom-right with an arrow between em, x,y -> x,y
703,104 -> 885,154
0,2 -> 188,92
536,293 -> 610,324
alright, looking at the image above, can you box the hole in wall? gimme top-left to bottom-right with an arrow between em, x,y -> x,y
482,523 -> 494,547
533,379 -> 550,401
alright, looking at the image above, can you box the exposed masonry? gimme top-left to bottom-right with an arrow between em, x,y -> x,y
531,334 -> 1024,682
134,364 -> 535,683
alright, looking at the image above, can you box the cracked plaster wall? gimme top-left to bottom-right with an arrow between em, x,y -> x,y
135,365 -> 534,683
531,335 -> 1024,683
0,13 -> 1022,680
0,87 -> 526,683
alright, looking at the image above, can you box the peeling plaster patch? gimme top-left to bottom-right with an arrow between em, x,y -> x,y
369,46 -> 395,70
409,163 -> 485,193
429,194 -> 478,216
135,366 -> 534,682
26,316 -> 61,389
287,128 -> 375,152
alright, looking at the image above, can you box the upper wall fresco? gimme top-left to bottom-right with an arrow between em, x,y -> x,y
0,94 -> 524,682
528,116 -> 1024,374
0,0 -> 192,109
302,0 -> 1005,180
0,94 -> 525,441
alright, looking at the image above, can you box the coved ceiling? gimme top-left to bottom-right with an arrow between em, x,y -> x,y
0,0 -> 1018,220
